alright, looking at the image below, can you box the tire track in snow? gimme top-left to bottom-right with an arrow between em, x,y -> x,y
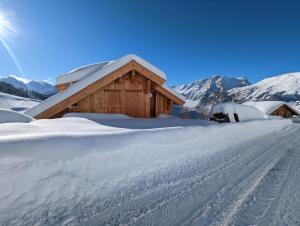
85,126 -> 299,226
185,130 -> 298,226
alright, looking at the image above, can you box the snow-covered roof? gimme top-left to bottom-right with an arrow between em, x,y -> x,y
244,101 -> 300,116
56,54 -> 166,85
212,102 -> 265,122
56,61 -> 114,85
25,54 -> 182,118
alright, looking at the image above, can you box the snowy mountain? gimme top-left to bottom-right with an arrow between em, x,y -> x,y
172,75 -> 251,116
227,72 -> 300,103
173,72 -> 300,117
0,75 -> 57,100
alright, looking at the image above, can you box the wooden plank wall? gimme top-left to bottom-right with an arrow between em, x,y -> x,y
156,92 -> 171,115
67,71 -> 153,118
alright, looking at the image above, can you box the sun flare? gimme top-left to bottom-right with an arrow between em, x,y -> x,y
0,11 -> 17,38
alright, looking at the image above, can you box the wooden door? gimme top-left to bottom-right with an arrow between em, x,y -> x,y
150,91 -> 156,117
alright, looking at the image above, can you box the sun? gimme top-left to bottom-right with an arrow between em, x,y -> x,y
0,11 -> 16,38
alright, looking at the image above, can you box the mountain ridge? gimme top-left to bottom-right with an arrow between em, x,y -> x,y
172,72 -> 300,117
0,75 -> 57,100
172,75 -> 251,116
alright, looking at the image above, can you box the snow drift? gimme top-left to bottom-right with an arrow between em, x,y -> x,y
0,108 -> 34,123
0,117 -> 294,225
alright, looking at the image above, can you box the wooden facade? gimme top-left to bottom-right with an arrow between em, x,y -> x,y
270,104 -> 299,118
35,60 -> 184,119
64,71 -> 172,118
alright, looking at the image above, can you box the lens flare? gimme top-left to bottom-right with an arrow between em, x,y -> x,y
0,10 -> 23,75
0,11 -> 17,38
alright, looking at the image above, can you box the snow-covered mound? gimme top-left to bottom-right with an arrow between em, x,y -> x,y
0,117 -> 294,225
172,75 -> 250,116
0,108 -> 34,123
292,100 -> 300,111
228,72 -> 300,102
0,75 -> 57,100
63,112 -> 132,121
212,102 -> 265,122
0,92 -> 40,112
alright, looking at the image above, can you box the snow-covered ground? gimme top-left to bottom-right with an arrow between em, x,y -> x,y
0,117 -> 299,225
0,92 -> 40,112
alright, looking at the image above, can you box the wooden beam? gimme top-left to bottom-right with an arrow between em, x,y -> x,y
145,79 -> 151,94
130,70 -> 136,83
56,83 -> 71,92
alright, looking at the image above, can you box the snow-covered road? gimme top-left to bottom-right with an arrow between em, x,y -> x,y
0,118 -> 299,225
87,124 -> 300,226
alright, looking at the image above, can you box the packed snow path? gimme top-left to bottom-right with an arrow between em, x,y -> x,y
0,118 -> 299,225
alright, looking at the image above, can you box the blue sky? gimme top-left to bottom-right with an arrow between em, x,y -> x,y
0,0 -> 300,85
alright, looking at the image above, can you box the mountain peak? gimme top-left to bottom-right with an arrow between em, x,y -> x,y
172,72 -> 300,117
0,75 -> 57,100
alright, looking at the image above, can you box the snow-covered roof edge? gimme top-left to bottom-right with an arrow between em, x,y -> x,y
56,61 -> 114,85
56,54 -> 166,85
25,54 -> 167,117
162,84 -> 186,103
244,101 -> 300,116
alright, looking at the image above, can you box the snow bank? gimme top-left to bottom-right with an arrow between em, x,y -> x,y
212,102 -> 265,122
63,112 -> 132,121
0,108 -> 34,123
0,117 -> 292,225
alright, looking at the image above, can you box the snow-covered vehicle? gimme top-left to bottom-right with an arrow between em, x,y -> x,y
0,108 -> 34,123
210,102 -> 265,123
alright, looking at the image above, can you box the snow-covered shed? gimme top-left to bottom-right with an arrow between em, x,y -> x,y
25,54 -> 185,119
210,102 -> 265,123
244,101 -> 300,118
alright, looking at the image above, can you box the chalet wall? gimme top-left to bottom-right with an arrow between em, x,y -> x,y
58,71 -> 160,118
271,105 -> 298,118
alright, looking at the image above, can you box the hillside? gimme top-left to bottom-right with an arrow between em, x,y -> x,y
228,72 -> 300,102
0,76 -> 57,100
0,92 -> 40,112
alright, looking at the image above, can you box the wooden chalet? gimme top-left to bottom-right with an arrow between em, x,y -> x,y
244,101 -> 300,118
25,54 -> 185,119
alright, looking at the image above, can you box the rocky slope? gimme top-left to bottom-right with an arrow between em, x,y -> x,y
172,75 -> 251,116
